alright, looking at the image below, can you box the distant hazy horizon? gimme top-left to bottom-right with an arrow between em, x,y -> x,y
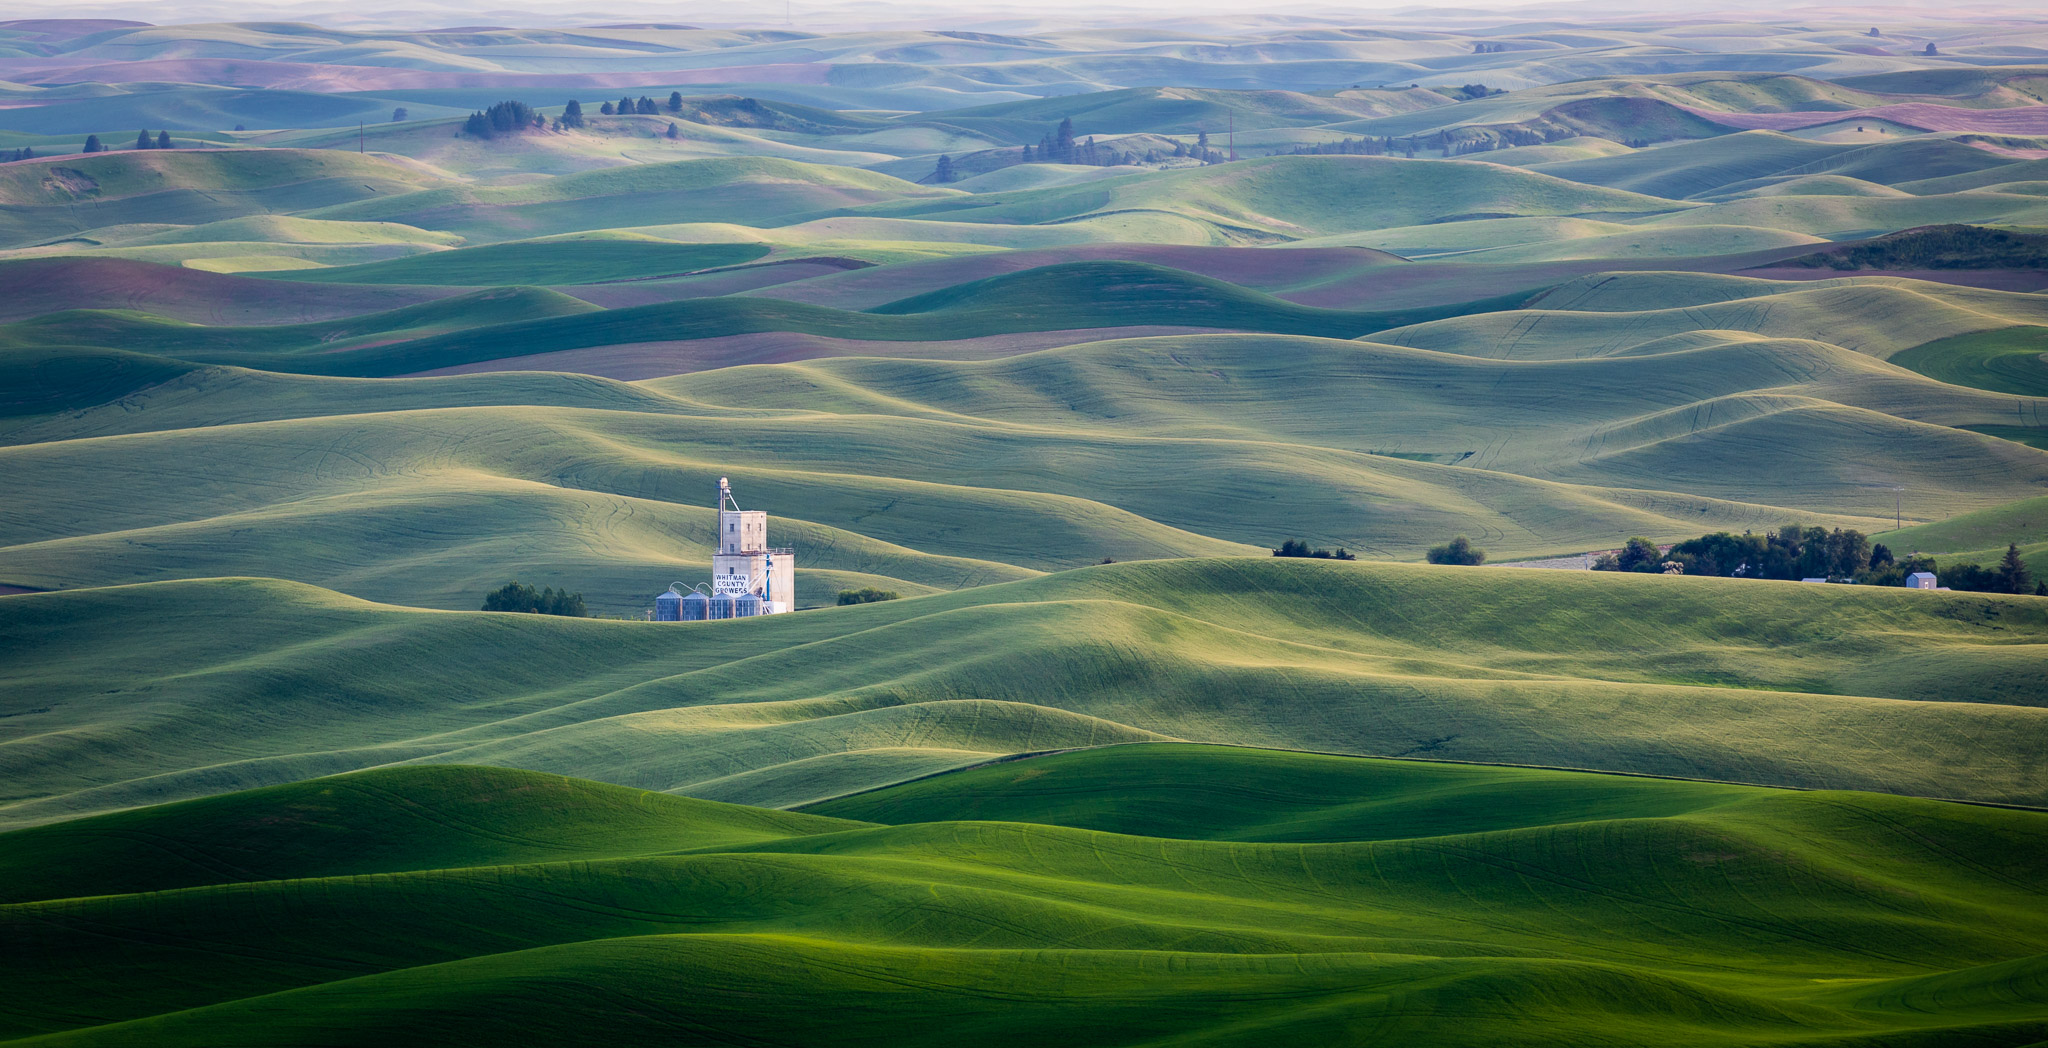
6,0 -> 2047,32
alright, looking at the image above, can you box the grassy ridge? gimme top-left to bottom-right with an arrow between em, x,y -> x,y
1,755 -> 2042,1045
2,561 -> 2043,830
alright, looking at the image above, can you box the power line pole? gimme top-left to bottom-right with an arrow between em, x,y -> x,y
358,121 -> 365,153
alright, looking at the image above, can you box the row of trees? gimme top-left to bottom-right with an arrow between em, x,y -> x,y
836,587 -> 899,605
1273,539 -> 1356,561
3,147 -> 34,162
481,582 -> 589,616
76,132 -> 168,153
1594,525 -> 2041,594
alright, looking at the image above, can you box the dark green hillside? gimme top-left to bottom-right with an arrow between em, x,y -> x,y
1,286 -> 601,363
0,765 -> 850,904
1,756 -> 2043,1046
269,239 -> 770,285
1892,326 -> 2048,396
807,743 -> 1755,841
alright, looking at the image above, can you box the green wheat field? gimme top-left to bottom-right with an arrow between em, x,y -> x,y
1,7 -> 2045,1045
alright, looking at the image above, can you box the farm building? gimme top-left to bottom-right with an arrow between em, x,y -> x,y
1904,571 -> 1941,590
653,477 -> 795,620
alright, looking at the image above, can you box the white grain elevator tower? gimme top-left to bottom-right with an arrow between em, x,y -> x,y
711,476 -> 793,613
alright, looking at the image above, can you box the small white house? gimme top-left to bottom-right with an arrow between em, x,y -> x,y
1905,571 -> 1939,590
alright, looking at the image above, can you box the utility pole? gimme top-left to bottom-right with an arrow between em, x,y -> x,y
1895,487 -> 1903,532
358,121 -> 364,153
1228,111 -> 1236,161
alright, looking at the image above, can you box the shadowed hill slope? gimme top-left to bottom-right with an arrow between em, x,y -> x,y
1,754 -> 2042,1046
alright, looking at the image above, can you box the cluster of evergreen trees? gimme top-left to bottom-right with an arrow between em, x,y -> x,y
1470,42 -> 1510,53
481,581 -> 588,616
3,147 -> 33,162
1594,525 -> 2042,594
131,129 -> 174,150
461,100 -> 542,139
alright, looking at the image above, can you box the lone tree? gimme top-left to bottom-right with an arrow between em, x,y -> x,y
562,99 -> 585,128
930,154 -> 955,183
1997,543 -> 2034,594
1425,536 -> 1486,565
668,90 -> 684,111
1924,41 -> 1939,55
391,107 -> 408,121
600,101 -> 616,115
157,130 -> 171,149
135,129 -> 152,149
665,122 -> 679,139
83,134 -> 103,153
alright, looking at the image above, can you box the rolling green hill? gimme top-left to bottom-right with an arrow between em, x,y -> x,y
1891,326 -> 2048,397
0,260 -> 1524,375
304,156 -> 958,242
1,752 -> 2042,1045
861,155 -> 1696,241
0,148 -> 448,248
1,560 -> 2042,831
